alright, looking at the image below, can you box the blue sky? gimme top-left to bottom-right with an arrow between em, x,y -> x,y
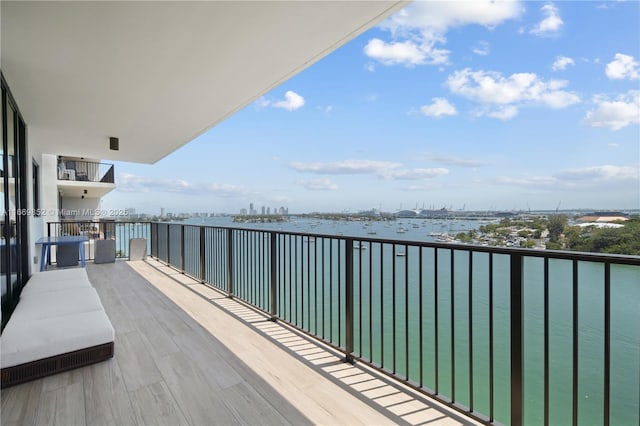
104,1 -> 640,215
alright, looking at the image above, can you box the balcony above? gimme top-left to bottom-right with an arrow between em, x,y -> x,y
57,157 -> 115,198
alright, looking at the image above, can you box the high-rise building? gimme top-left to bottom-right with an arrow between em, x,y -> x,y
161,207 -> 165,217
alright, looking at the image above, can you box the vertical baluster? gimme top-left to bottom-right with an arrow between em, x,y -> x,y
468,251 -> 474,411
510,253 -> 524,426
489,252 -> 494,422
345,239 -> 354,363
544,257 -> 549,426
435,248 -> 439,394
604,262 -> 610,426
572,259 -> 579,426
451,249 -> 456,402
419,247 -> 423,388
227,228 -> 234,297
200,226 -> 205,283
270,232 -> 277,320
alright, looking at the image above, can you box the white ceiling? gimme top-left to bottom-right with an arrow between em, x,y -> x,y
1,1 -> 406,164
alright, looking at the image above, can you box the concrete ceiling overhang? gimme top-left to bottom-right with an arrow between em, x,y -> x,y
1,1 -> 407,164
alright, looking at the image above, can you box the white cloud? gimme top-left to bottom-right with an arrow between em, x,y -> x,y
289,159 -> 448,180
381,1 -> 523,33
423,154 -> 487,168
486,105 -> 520,120
584,90 -> 640,130
117,173 -> 247,197
118,173 -> 190,193
202,183 -> 249,198
555,165 -> 639,182
290,159 -> 401,175
605,53 -> 640,80
420,97 -> 457,117
366,93 -> 379,102
297,178 -> 338,191
254,96 -> 270,108
446,68 -> 580,119
530,3 -> 564,36
363,37 -> 448,67
472,41 -> 490,56
365,1 -> 522,67
494,175 -> 565,188
272,91 -> 305,111
492,164 -> 639,192
385,168 -> 449,180
317,105 -> 333,115
552,55 -> 575,71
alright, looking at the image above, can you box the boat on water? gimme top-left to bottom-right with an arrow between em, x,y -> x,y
396,251 -> 406,257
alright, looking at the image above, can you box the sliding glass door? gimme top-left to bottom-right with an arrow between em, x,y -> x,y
2,74 -> 27,330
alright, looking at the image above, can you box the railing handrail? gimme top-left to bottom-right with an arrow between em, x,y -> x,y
146,222 -> 640,265
58,158 -> 114,167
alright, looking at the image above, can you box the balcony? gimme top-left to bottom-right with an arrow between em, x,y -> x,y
6,221 -> 640,425
57,158 -> 114,184
1,259 -> 477,425
57,158 -> 115,200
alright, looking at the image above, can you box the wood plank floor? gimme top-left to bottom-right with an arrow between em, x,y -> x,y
2,260 -> 479,426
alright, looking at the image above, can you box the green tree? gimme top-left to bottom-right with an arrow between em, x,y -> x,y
518,230 -> 531,238
547,214 -> 567,242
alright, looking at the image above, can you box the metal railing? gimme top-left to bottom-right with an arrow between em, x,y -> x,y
150,222 -> 640,426
47,221 -> 150,261
57,159 -> 114,184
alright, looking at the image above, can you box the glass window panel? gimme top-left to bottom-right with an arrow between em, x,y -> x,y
1,88 -> 5,302
6,97 -> 18,295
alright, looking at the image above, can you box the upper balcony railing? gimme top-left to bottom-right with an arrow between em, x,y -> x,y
57,159 -> 114,184
149,222 -> 640,426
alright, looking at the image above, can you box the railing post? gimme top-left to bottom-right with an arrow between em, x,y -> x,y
270,232 -> 277,320
510,253 -> 524,426
227,228 -> 234,298
344,238 -> 354,363
180,225 -> 185,273
200,226 -> 206,283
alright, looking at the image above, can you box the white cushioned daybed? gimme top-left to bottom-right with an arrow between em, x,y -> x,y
1,268 -> 114,388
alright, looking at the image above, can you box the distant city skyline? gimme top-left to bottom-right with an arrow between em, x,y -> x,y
102,1 -> 640,214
